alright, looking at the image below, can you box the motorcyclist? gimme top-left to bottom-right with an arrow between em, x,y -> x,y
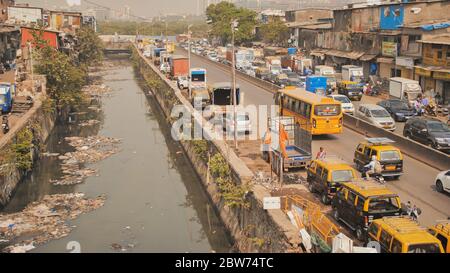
364,155 -> 382,180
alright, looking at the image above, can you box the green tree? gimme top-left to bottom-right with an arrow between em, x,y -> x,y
76,27 -> 104,66
35,46 -> 86,105
259,19 -> 290,46
206,1 -> 257,45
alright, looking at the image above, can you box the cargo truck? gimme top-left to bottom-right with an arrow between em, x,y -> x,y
261,116 -> 312,173
169,55 -> 189,79
341,65 -> 364,83
315,65 -> 337,93
266,56 -> 282,75
389,77 -> 422,106
306,76 -> 328,96
0,82 -> 14,113
152,48 -> 166,65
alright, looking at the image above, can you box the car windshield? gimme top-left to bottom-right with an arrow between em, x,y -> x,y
427,122 -> 449,132
333,96 -> 351,103
380,151 -> 401,161
368,196 -> 400,214
370,109 -> 390,118
331,170 -> 354,183
407,244 -> 441,253
227,114 -> 249,121
314,104 -> 341,116
390,101 -> 409,110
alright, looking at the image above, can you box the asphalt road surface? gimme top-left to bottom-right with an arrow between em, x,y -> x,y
177,48 -> 450,227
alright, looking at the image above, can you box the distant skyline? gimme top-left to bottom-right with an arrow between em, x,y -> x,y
18,0 -> 364,18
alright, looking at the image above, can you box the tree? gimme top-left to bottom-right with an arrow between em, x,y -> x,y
35,46 -> 86,105
259,19 -> 290,46
206,1 -> 257,45
75,27 -> 104,66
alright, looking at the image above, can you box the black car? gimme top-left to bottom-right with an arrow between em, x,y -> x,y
377,99 -> 416,122
403,117 -> 450,152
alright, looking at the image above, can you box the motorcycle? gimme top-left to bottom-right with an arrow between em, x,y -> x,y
2,115 -> 9,134
361,166 -> 385,184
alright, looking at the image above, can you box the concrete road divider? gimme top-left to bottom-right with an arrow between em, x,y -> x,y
344,114 -> 449,171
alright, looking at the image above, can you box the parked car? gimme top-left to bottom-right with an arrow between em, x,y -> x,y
177,76 -> 189,90
332,180 -> 403,240
434,170 -> 450,194
222,112 -> 252,134
207,53 -> 219,62
377,99 -> 416,122
356,104 -> 396,131
328,94 -> 355,115
403,117 -> 450,151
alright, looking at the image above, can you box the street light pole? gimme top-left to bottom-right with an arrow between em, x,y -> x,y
188,24 -> 192,99
231,20 -> 238,149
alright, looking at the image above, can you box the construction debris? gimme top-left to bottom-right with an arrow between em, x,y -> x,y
50,136 -> 121,186
0,193 -> 106,253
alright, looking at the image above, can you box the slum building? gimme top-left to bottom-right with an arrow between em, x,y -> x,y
286,0 -> 450,81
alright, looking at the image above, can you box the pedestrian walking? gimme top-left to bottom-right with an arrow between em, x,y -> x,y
316,147 -> 326,160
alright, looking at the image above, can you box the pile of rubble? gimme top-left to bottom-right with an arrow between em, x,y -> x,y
50,136 -> 121,186
0,193 -> 106,253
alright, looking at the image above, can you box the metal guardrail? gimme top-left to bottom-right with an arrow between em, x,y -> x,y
185,48 -> 450,171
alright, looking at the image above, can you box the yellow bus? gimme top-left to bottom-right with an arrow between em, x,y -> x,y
275,87 -> 343,135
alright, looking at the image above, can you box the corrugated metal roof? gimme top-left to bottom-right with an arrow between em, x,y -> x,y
418,34 -> 450,45
325,49 -> 365,60
359,54 -> 378,62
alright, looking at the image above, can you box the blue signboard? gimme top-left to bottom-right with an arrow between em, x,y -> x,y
380,5 -> 404,30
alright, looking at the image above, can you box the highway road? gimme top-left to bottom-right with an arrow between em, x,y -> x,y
177,48 -> 450,227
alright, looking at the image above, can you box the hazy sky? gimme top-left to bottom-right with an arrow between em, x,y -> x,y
19,0 -> 206,17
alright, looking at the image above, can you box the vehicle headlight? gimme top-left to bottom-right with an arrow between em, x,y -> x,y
396,113 -> 404,116
436,138 -> 446,143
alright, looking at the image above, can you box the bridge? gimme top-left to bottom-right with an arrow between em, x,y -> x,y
102,41 -> 132,55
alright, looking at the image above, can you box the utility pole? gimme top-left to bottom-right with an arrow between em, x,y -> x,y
188,24 -> 193,99
28,42 -> 35,93
231,20 -> 238,149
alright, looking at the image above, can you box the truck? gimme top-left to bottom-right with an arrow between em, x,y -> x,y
0,82 -> 14,113
261,116 -> 312,173
165,41 -> 175,54
152,48 -> 166,65
296,58 -> 312,75
389,77 -> 422,106
341,65 -> 364,83
169,55 -> 189,79
265,56 -> 282,75
306,76 -> 327,96
159,53 -> 171,73
315,65 -> 337,93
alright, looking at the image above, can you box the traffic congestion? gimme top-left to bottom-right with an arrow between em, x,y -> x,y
137,34 -> 449,253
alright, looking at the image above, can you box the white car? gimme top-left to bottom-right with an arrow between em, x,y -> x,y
328,94 -> 355,115
356,104 -> 396,132
435,170 -> 450,194
223,112 -> 252,134
177,76 -> 188,90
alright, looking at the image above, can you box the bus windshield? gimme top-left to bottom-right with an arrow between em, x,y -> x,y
408,244 -> 442,253
314,105 -> 341,116
191,74 -> 205,82
368,196 -> 400,214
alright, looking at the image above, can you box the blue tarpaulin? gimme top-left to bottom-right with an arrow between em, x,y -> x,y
421,22 -> 450,31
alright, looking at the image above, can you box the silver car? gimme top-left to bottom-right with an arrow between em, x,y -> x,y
222,112 -> 252,134
356,104 -> 396,131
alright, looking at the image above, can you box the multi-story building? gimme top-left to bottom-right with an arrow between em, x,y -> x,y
0,0 -> 14,23
46,10 -> 82,34
416,34 -> 450,104
287,0 -> 450,80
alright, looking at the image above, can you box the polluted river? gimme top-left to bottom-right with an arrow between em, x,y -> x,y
0,59 -> 232,253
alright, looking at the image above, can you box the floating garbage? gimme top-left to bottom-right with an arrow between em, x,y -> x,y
0,193 -> 106,253
50,136 -> 121,186
79,120 -> 100,127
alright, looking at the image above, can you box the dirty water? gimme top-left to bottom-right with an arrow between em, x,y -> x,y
0,59 -> 232,253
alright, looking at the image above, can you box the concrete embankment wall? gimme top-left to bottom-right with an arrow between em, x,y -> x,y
0,93 -> 57,205
187,49 -> 449,171
132,45 -> 300,253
